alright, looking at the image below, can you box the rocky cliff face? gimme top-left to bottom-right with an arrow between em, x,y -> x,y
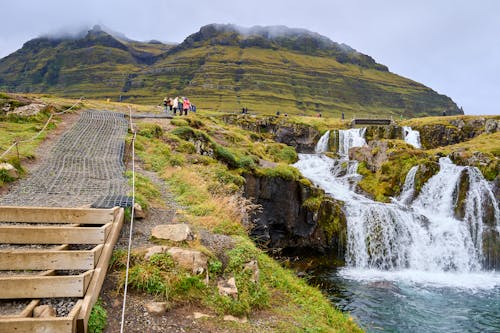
222,115 -> 321,153
415,117 -> 499,149
243,173 -> 346,258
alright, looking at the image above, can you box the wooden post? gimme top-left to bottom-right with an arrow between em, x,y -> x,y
15,140 -> 20,164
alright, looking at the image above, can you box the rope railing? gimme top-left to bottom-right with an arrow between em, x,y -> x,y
120,105 -> 137,333
0,97 -> 84,161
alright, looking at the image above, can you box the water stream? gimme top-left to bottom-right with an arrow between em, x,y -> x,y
403,126 -> 422,148
293,129 -> 500,332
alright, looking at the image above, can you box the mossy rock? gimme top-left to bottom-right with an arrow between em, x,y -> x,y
317,198 -> 347,260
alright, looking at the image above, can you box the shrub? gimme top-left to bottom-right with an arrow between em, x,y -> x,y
88,299 -> 107,333
171,118 -> 189,127
137,123 -> 163,138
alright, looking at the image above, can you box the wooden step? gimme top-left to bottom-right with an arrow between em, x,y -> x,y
0,271 -> 93,299
0,245 -> 104,270
0,206 -> 118,224
0,300 -> 82,333
0,224 -> 112,244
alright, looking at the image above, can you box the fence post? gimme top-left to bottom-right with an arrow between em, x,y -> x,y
15,141 -> 20,164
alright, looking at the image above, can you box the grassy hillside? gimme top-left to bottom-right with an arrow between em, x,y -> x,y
0,24 -> 461,118
0,96 -> 363,332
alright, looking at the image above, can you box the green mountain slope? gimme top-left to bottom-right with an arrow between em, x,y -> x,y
0,24 -> 461,117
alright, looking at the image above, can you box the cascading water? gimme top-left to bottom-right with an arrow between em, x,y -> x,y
315,130 -> 330,153
403,126 -> 422,148
396,165 -> 419,205
338,128 -> 367,157
295,131 -> 499,274
294,129 -> 500,332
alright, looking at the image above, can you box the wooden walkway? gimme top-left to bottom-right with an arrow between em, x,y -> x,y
0,206 -> 124,333
350,118 -> 393,126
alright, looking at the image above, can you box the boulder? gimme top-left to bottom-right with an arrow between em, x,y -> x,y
151,224 -> 193,242
485,119 -> 499,133
217,277 -> 238,298
223,315 -> 248,323
8,103 -> 46,116
193,312 -> 213,319
0,163 -> 18,179
33,305 -> 56,318
134,203 -> 146,219
144,245 -> 169,260
144,302 -> 168,315
167,247 -> 207,274
243,260 -> 259,283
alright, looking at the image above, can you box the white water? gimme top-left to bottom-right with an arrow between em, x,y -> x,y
396,165 -> 418,205
294,130 -> 500,288
338,128 -> 367,157
315,130 -> 330,153
403,126 -> 421,148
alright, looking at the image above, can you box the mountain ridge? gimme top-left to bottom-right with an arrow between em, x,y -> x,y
0,24 -> 462,117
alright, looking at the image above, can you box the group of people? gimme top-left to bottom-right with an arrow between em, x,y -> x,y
163,96 -> 196,116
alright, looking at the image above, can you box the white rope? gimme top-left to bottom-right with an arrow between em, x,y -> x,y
0,97 -> 84,160
120,106 -> 136,333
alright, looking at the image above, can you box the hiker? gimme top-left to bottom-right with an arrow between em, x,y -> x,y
163,97 -> 169,114
183,98 -> 191,116
190,104 -> 197,113
442,110 -> 447,117
172,97 -> 179,115
178,97 -> 184,115
168,97 -> 173,111
341,112 -> 344,120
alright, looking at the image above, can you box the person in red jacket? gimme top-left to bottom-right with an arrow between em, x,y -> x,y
182,98 -> 191,116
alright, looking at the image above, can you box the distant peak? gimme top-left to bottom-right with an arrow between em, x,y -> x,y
177,23 -> 388,71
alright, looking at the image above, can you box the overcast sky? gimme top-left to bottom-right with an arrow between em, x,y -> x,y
1,0 -> 498,115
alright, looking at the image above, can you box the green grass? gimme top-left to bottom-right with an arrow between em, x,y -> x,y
120,115 -> 362,331
88,299 -> 107,333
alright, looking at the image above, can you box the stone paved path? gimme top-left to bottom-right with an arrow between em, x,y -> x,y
0,110 -> 129,207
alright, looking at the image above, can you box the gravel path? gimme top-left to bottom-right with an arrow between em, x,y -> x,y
0,110 -> 129,207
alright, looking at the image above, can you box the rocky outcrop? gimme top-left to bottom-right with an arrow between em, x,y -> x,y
273,124 -> 320,153
243,173 -> 347,258
364,125 -> 403,142
450,150 -> 499,181
221,115 -> 321,152
414,117 -> 500,149
8,103 -> 47,116
151,224 -> 194,242
349,140 -> 389,172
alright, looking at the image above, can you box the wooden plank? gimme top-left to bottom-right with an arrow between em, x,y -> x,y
0,250 -> 97,270
0,300 -> 39,319
19,299 -> 40,318
92,244 -> 104,267
0,225 -> 110,244
0,317 -> 73,333
0,271 -> 93,299
77,208 -> 125,333
0,206 -> 117,224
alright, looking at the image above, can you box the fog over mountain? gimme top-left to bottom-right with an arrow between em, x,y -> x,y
0,0 -> 498,115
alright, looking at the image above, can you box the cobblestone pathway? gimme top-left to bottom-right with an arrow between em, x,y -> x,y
0,110 -> 129,207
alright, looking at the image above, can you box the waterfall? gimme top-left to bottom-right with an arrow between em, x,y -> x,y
338,128 -> 367,157
397,165 -> 419,205
294,151 -> 500,274
315,130 -> 330,153
403,126 -> 422,149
